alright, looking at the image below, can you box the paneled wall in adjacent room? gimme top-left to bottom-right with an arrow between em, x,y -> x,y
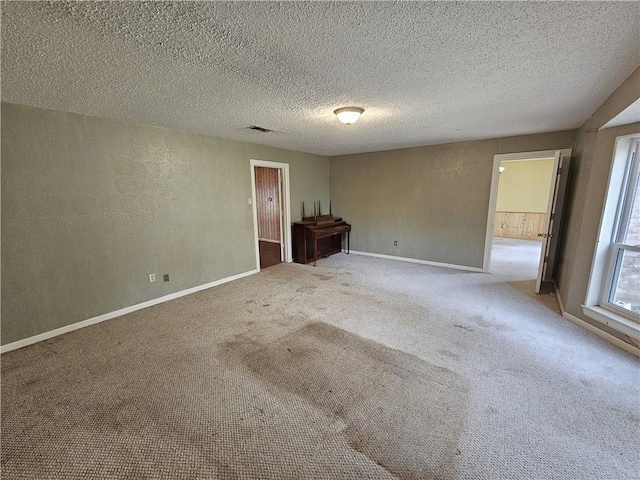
493,158 -> 554,240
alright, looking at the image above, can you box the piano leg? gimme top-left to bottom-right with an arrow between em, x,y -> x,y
314,235 -> 318,266
347,231 -> 350,254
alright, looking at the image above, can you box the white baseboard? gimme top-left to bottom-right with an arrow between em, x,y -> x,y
345,249 -> 484,272
553,283 -> 566,313
562,311 -> 640,358
554,285 -> 639,358
1,269 -> 258,354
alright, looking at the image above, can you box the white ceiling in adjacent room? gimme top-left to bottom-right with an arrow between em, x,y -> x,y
1,1 -> 638,156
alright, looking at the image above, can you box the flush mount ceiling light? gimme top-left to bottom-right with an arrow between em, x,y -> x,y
334,106 -> 364,125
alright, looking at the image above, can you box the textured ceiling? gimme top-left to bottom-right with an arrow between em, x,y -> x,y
2,1 -> 639,156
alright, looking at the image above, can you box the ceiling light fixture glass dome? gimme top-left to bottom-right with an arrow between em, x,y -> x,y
334,106 -> 364,125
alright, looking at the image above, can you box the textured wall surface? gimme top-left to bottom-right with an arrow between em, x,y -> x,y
1,103 -> 329,345
330,131 -> 575,269
555,67 -> 640,347
496,159 -> 554,213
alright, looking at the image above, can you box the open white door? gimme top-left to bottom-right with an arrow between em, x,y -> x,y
535,150 -> 572,293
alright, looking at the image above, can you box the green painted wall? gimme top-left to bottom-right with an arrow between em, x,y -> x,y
330,131 -> 575,269
8,84 -> 631,347
496,159 -> 554,213
1,102 -> 329,345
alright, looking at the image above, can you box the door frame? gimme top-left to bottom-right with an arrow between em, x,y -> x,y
483,148 -> 572,273
250,159 -> 292,271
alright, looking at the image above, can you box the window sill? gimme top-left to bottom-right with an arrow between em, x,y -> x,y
582,305 -> 640,341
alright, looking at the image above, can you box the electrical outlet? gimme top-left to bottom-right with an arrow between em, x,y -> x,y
163,274 -> 170,282
149,273 -> 156,283
393,240 -> 398,246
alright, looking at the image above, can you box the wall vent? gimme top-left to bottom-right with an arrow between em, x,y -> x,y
247,125 -> 273,133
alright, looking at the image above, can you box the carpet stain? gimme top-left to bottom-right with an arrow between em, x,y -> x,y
470,315 -> 515,332
296,285 -> 317,294
312,273 -> 333,281
219,322 -> 469,479
471,315 -> 492,328
454,324 -> 474,332
438,349 -> 461,360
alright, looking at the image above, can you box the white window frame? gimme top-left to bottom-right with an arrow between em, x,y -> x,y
601,139 -> 640,318
583,133 -> 640,341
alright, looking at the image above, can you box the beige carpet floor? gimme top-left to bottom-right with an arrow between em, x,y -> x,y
1,238 -> 639,479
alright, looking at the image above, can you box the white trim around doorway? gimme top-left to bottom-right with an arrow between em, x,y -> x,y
250,159 -> 293,271
482,149 -> 572,273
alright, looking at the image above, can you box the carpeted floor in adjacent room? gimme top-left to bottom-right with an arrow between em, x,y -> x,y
1,238 -> 638,479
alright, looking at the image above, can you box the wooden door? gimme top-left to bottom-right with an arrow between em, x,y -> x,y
255,167 -> 282,268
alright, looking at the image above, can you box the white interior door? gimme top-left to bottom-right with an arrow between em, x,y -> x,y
535,150 -> 568,293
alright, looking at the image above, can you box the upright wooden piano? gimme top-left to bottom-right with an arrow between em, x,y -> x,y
293,205 -> 350,265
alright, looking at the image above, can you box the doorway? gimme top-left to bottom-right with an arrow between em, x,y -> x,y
484,149 -> 572,293
250,159 -> 292,271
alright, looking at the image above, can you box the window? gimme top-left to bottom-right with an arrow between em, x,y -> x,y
583,134 -> 640,341
602,139 -> 639,321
